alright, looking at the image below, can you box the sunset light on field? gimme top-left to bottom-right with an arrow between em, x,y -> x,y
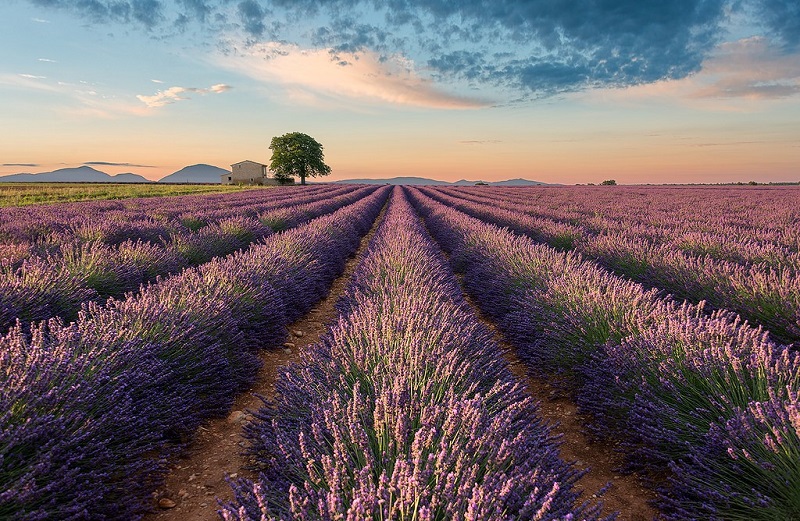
1,0 -> 798,184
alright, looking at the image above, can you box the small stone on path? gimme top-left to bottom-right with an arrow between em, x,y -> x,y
158,498 -> 177,509
227,410 -> 245,424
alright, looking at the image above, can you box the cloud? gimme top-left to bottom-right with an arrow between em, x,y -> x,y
244,0 -> 731,96
38,58 -> 57,63
31,17 -> 50,23
20,0 -> 800,98
177,0 -> 212,22
83,161 -> 156,167
2,163 -> 40,167
586,36 -> 800,105
209,83 -> 231,93
689,37 -> 800,99
136,83 -> 232,108
752,0 -> 800,51
459,140 -> 503,145
29,0 -> 165,27
216,42 -> 486,109
19,74 -> 46,79
151,79 -> 164,83
237,0 -> 267,37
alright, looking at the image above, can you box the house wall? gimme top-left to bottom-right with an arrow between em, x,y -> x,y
231,162 -> 265,183
223,161 -> 294,185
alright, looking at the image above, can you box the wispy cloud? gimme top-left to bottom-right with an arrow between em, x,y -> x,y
216,42 -> 486,109
136,83 -> 232,108
2,163 -> 39,167
151,79 -> 164,83
83,161 -> 156,167
459,140 -> 503,145
0,73 -> 59,93
38,58 -> 57,63
31,18 -> 50,23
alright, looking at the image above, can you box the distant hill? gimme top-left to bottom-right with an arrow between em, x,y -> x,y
334,176 -> 550,186
489,178 -> 549,186
0,166 -> 152,183
157,164 -> 229,184
335,176 -> 451,186
113,172 -> 153,183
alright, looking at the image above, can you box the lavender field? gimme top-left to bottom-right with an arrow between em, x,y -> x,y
1,185 -> 798,520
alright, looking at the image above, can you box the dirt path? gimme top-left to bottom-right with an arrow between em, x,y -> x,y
462,290 -> 658,520
147,195 -> 656,520
146,205 -> 387,521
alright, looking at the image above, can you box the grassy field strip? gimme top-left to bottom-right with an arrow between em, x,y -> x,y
0,183 -> 257,207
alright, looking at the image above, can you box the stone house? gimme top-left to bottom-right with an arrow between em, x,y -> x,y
222,160 -> 268,185
222,160 -> 295,185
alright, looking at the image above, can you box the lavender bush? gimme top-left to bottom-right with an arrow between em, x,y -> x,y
222,188 -> 603,521
420,186 -> 800,346
408,186 -> 800,521
0,187 -> 390,520
0,186 -> 375,333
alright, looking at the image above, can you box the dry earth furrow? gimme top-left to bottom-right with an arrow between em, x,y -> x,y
460,287 -> 658,521
145,202 -> 388,521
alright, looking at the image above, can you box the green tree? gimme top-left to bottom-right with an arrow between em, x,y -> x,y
600,179 -> 617,185
269,132 -> 331,185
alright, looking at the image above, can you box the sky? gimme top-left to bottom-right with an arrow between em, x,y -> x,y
0,0 -> 798,184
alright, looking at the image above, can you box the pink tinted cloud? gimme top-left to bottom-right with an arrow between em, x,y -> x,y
136,83 -> 232,108
217,42 -> 487,110
584,37 -> 800,107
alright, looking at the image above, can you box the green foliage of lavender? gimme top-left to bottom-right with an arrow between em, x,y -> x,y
421,186 -> 800,347
0,185 -> 373,332
0,187 -> 390,519
408,187 -> 800,521
222,189 -> 605,521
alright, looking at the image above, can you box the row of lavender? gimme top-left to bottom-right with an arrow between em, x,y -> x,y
422,186 -> 800,346
0,185 -> 372,333
0,187 -> 390,520
222,188 -> 604,520
444,185 -> 800,276
409,187 -> 800,520
452,185 -> 800,263
0,185 -> 333,247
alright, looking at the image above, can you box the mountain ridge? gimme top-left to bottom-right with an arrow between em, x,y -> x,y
0,166 -> 152,183
156,164 -> 229,183
0,164 -> 230,184
333,176 -> 551,186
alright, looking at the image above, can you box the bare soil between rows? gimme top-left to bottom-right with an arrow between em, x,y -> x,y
146,199 -> 656,521
145,206 -> 386,521
465,295 -> 658,521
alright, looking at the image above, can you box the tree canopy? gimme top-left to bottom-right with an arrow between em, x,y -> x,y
269,132 -> 331,185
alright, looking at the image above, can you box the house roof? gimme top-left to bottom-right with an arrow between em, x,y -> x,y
231,160 -> 267,167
